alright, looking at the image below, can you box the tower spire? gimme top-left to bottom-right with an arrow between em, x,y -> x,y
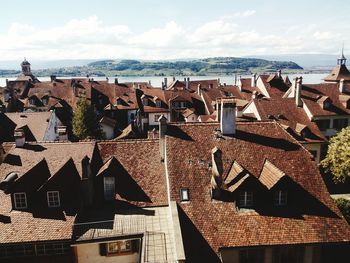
338,42 -> 346,65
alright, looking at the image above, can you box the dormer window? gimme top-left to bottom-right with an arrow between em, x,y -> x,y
42,97 -> 48,105
156,100 -> 161,108
47,191 -> 60,207
239,191 -> 253,207
14,192 -> 27,209
274,190 -> 287,206
142,97 -> 148,106
180,188 -> 189,201
104,177 -> 115,201
324,101 -> 331,109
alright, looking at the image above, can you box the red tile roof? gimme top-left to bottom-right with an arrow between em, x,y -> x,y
97,140 -> 168,207
165,122 -> 350,250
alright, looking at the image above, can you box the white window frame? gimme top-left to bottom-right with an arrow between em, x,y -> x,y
47,191 -> 60,208
274,190 -> 287,206
239,191 -> 253,207
14,192 -> 27,209
104,177 -> 115,201
107,240 -> 132,255
180,188 -> 189,201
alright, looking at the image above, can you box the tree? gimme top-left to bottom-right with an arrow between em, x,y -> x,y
72,98 -> 104,140
334,198 -> 350,224
321,127 -> 350,183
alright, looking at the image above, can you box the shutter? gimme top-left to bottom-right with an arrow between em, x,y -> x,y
131,239 -> 140,253
99,243 -> 107,256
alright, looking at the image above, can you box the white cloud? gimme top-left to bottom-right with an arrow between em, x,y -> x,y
0,15 -> 348,61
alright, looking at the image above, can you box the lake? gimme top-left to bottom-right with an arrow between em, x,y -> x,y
0,73 -> 329,87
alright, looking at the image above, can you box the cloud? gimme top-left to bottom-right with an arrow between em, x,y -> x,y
0,15 -> 348,61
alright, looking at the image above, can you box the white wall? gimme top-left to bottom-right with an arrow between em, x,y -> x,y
75,243 -> 139,263
43,111 -> 63,141
148,112 -> 171,126
185,114 -> 198,123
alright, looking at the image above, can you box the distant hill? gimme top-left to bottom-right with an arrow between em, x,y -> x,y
85,57 -> 303,76
0,57 -> 303,77
246,54 -> 339,69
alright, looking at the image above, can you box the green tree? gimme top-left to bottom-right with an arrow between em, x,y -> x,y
321,127 -> 350,183
334,198 -> 350,224
72,98 -> 104,140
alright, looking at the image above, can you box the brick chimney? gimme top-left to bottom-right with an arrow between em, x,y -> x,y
295,77 -> 303,107
14,129 -> 25,147
159,115 -> 167,161
220,98 -> 236,135
339,79 -> 345,93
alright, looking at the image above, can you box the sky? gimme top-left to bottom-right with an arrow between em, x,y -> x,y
0,0 -> 349,61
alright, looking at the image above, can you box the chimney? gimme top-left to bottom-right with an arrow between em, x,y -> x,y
339,79 -> 345,93
220,99 -> 236,135
164,77 -> 168,88
173,76 -> 175,81
50,75 -> 56,82
161,81 -> 165,90
252,90 -> 258,99
5,79 -> 9,87
211,147 -> 223,199
234,74 -> 237,86
277,69 -> 282,78
57,126 -> 68,141
14,129 -> 25,147
186,77 -> 190,89
159,115 -> 167,161
251,73 -> 257,87
295,77 -> 303,107
114,78 -> 118,85
197,84 -> 202,95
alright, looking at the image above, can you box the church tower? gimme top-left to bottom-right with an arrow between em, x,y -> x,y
21,58 -> 32,76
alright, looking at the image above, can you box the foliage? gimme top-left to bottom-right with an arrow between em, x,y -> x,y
321,127 -> 350,183
334,198 -> 350,224
72,98 -> 104,140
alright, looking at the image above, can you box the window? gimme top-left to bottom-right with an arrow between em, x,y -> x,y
180,188 -> 189,201
142,98 -> 148,106
47,191 -> 60,207
315,119 -> 330,131
239,248 -> 264,263
333,118 -> 348,130
104,177 -> 115,201
309,150 -> 318,159
274,190 -> 287,206
156,100 -> 162,108
107,240 -> 132,255
14,192 -> 27,209
239,191 -> 253,207
154,114 -> 161,122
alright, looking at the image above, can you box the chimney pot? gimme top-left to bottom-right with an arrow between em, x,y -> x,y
339,79 -> 345,93
251,73 -> 257,87
14,129 -> 25,147
296,77 -> 303,107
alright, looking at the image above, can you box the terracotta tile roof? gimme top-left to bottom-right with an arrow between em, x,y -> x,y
165,122 -> 350,251
259,159 -> 286,189
3,112 -> 53,141
99,116 -> 116,127
301,83 -> 350,117
252,98 -> 326,142
324,64 -> 350,82
97,140 -> 168,207
0,141 -> 96,244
